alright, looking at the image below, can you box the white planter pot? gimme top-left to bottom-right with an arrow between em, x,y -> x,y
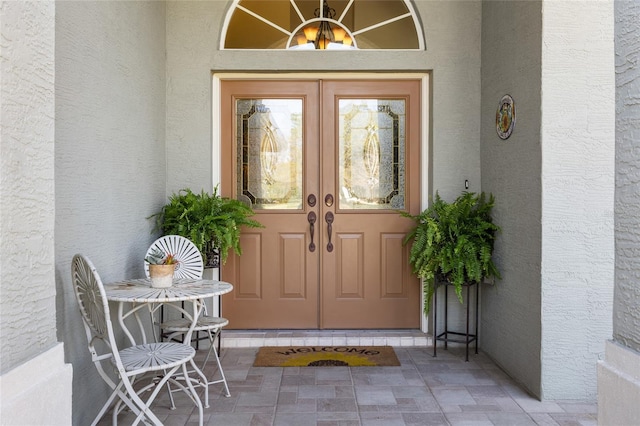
149,264 -> 175,288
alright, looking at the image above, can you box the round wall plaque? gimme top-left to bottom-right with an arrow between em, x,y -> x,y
496,94 -> 516,140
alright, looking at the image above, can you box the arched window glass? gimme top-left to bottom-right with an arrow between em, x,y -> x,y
222,0 -> 424,50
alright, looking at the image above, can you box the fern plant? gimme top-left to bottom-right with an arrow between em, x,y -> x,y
150,186 -> 263,265
401,191 -> 501,314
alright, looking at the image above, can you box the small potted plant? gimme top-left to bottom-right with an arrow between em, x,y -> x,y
145,247 -> 178,288
149,186 -> 263,267
401,191 -> 501,314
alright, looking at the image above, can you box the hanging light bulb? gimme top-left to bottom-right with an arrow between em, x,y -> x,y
332,27 -> 346,43
303,26 -> 319,43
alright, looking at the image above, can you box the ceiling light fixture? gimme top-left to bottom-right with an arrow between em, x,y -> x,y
291,0 -> 355,50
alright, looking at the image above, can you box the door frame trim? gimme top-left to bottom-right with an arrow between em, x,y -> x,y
211,72 -> 431,332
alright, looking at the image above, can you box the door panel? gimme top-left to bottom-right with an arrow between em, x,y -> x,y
281,233 -> 307,298
221,78 -> 421,329
221,80 -> 320,329
320,80 -> 421,329
382,234 -> 407,296
234,233 -> 261,298
335,233 -> 364,298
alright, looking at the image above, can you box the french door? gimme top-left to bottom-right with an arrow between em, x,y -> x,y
220,79 -> 421,329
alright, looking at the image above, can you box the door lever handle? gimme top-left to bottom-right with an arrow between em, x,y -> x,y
325,212 -> 334,252
308,211 -> 316,252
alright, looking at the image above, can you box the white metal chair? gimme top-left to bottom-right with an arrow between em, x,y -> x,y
144,234 -> 204,279
71,254 -> 203,426
145,234 -> 206,344
145,235 -> 231,397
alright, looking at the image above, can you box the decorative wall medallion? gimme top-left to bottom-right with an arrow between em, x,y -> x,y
496,94 -> 516,140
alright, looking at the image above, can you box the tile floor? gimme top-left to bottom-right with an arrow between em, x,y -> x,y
100,330 -> 598,426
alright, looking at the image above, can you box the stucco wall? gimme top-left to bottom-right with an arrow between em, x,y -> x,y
614,0 -> 640,353
54,2 -> 167,424
480,0 -> 543,398
165,0 -> 482,200
0,0 -> 57,374
1,2 -> 73,422
481,0 -> 615,401
539,0 -> 614,400
599,4 -> 640,417
597,1 -> 640,400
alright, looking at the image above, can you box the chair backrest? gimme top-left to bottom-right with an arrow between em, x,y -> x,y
70,254 -> 122,372
144,235 -> 204,280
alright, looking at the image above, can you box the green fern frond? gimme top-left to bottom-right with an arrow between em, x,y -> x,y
401,190 -> 501,313
149,185 -> 264,265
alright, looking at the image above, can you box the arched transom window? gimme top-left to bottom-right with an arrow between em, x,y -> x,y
222,0 -> 424,50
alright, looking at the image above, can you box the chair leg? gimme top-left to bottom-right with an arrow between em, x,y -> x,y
106,385 -> 160,425
131,373 -> 178,426
211,341 -> 230,397
181,363 -> 204,426
164,370 -> 177,410
202,328 -> 230,397
95,383 -> 147,426
89,384 -> 123,426
189,358 -> 210,407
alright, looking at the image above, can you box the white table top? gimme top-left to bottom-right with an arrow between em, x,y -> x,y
104,278 -> 233,303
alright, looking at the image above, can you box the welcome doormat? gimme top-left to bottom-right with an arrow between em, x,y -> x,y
253,346 -> 400,367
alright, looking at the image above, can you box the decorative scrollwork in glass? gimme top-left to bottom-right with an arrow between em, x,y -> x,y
339,99 -> 405,210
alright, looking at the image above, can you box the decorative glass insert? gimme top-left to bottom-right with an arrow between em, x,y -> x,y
236,99 -> 304,210
338,99 -> 406,210
223,0 -> 423,50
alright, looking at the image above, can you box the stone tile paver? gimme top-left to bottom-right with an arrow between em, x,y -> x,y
96,344 -> 598,426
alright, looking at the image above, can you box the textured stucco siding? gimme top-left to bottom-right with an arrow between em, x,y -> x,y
480,0 -> 543,398
597,3 -> 640,422
165,0 -> 482,200
614,0 -> 640,353
54,2 -> 167,424
540,0 -> 614,400
0,0 -> 57,374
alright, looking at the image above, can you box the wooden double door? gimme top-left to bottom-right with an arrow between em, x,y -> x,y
221,79 -> 421,329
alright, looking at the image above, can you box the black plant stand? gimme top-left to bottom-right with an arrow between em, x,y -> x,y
432,280 -> 479,362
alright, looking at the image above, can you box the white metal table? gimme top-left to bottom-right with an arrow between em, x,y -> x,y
104,278 -> 233,405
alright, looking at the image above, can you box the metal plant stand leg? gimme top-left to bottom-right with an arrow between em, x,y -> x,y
444,284 -> 449,350
432,281 -> 479,362
475,281 -> 479,356
465,283 -> 470,361
433,282 -> 437,357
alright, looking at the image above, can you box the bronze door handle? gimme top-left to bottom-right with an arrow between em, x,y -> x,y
308,211 -> 317,252
325,211 -> 334,252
